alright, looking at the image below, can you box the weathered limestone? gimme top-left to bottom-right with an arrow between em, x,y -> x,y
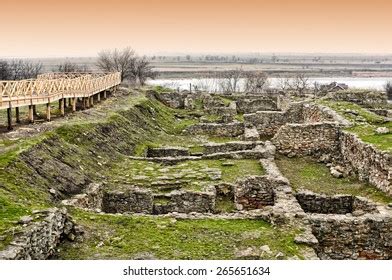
153,187 -> 216,214
244,127 -> 260,141
309,214 -> 392,259
272,122 -> 341,158
102,186 -> 154,214
339,131 -> 392,196
61,183 -> 104,210
326,90 -> 388,106
234,176 -> 276,210
236,96 -> 280,113
0,208 -> 80,260
147,146 -> 190,158
244,102 -> 349,137
295,190 -> 379,215
203,141 -> 263,155
185,122 -> 245,137
148,90 -> 186,108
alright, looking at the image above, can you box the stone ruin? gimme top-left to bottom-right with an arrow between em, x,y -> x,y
56,89 -> 392,260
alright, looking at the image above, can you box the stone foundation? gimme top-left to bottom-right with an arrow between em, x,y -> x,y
236,97 -> 279,113
309,214 -> 392,259
339,131 -> 392,196
326,90 -> 388,107
295,191 -> 379,215
102,186 -> 154,214
61,183 -> 104,210
234,176 -> 276,210
272,122 -> 341,158
147,146 -> 190,158
244,103 -> 349,137
153,187 -> 216,214
202,141 -> 263,155
185,122 -> 245,137
0,208 -> 79,260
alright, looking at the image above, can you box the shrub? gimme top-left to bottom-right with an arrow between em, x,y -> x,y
386,81 -> 392,100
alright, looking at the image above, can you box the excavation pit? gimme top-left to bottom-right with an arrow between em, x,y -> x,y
295,190 -> 379,215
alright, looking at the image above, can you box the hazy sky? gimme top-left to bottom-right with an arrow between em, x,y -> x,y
1,0 -> 391,57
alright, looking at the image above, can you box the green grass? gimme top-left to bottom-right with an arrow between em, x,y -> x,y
218,96 -> 233,106
319,100 -> 385,124
235,114 -> 244,122
0,131 -> 55,249
106,159 -> 265,190
346,123 -> 392,153
276,156 -> 392,204
189,145 -> 205,154
57,209 -> 306,260
319,100 -> 391,153
151,85 -> 174,93
196,159 -> 264,183
215,196 -> 236,213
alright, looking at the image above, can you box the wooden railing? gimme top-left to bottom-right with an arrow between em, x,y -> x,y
0,72 -> 121,109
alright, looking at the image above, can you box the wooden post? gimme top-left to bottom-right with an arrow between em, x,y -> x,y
68,98 -> 72,107
72,97 -> 77,112
28,105 -> 34,123
15,107 -> 20,123
90,96 -> 94,107
189,83 -> 192,93
97,92 -> 101,103
103,91 -> 107,99
60,98 -> 65,117
83,97 -> 87,109
46,103 -> 51,121
33,105 -> 37,117
7,107 -> 12,130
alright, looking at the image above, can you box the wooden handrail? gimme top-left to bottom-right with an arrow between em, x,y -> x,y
0,72 -> 121,101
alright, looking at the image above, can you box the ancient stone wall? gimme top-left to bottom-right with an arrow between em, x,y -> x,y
234,176 -> 276,210
147,147 -> 190,158
153,188 -> 216,214
272,122 -> 340,158
185,122 -> 245,137
326,90 -> 387,106
102,187 -> 154,214
244,103 -> 349,137
147,90 -> 186,109
310,214 -> 392,259
236,97 -> 279,113
339,131 -> 392,196
0,208 -> 79,260
61,183 -> 104,210
295,191 -> 379,215
203,141 -> 262,155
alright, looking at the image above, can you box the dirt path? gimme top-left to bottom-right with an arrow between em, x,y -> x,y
0,87 -> 144,153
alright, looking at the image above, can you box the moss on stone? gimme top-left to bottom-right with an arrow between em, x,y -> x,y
276,156 -> 392,204
57,208 -> 306,260
318,100 -> 391,153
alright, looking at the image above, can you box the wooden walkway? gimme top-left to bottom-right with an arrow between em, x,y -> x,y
0,72 -> 121,130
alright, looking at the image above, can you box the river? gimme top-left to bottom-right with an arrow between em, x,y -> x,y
148,77 -> 391,92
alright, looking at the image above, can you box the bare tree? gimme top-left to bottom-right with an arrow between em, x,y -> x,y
292,73 -> 310,96
97,47 -> 137,82
386,81 -> 392,100
196,73 -> 220,93
243,72 -> 269,93
276,76 -> 292,92
218,68 -> 243,93
134,56 -> 157,85
7,60 -> 42,80
56,61 -> 89,72
0,60 -> 10,80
